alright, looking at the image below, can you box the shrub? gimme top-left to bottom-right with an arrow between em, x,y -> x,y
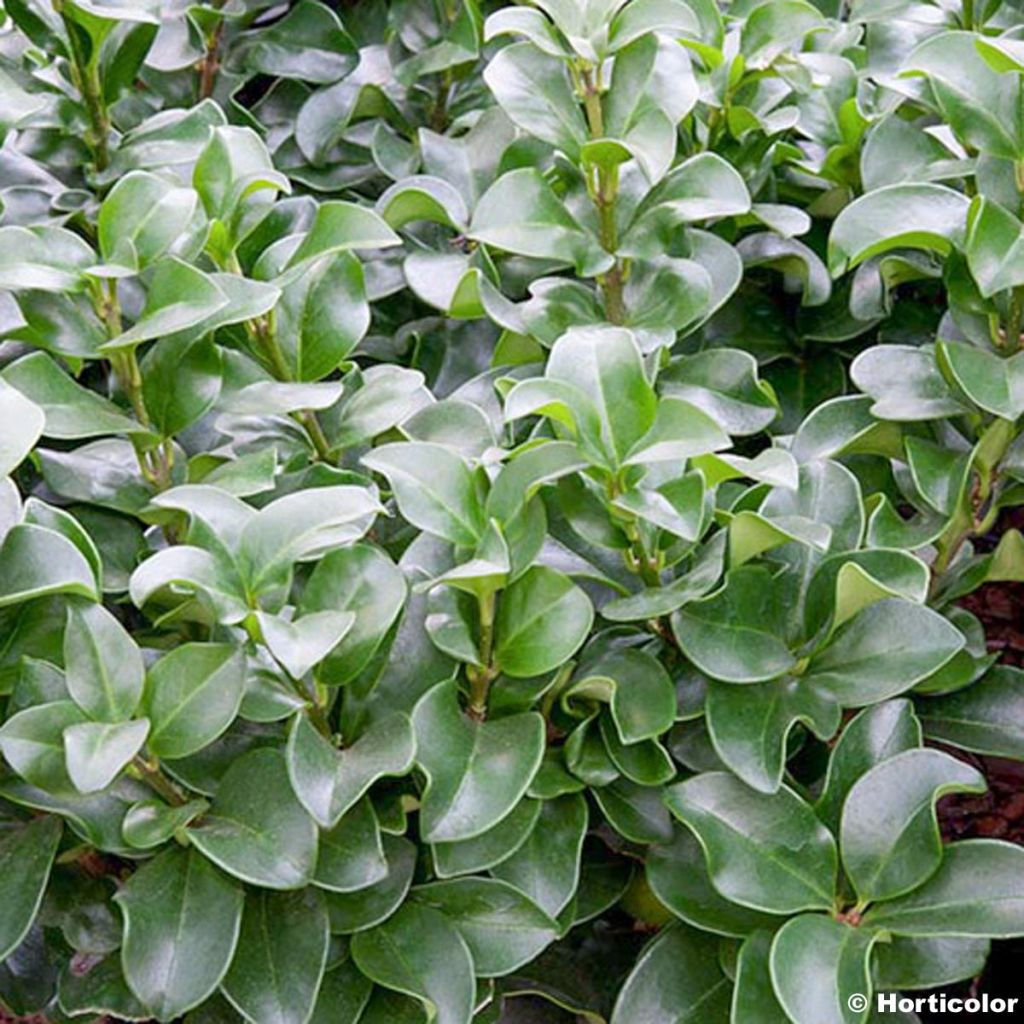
1,0 -> 1024,1022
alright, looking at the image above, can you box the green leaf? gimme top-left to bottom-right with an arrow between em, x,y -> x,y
567,648 -> 676,744
57,954 -> 150,1021
917,665 -> 1024,759
0,701 -> 87,792
828,185 -> 969,275
143,644 -> 246,759
591,777 -> 673,844
0,524 -> 100,602
64,600 -> 144,721
664,772 -> 837,913
647,823 -> 774,937
221,889 -> 329,1024
2,352 -> 140,439
286,711 -> 416,828
547,326 -> 659,469
412,678 -> 544,842
851,345 -> 968,421
804,599 -> 965,705
732,930 -> 791,1024
351,904 -> 475,1024
872,935 -> 990,992
671,567 -> 796,684
625,397 -> 729,467
0,380 -> 44,477
282,201 -> 400,278
965,195 -> 1024,298
492,794 -> 588,917
230,0 -> 356,83
299,544 -> 408,686
64,719 -> 150,794
483,42 -> 588,157
0,817 -> 62,961
769,914 -> 879,1024
114,848 -> 243,1020
470,169 -> 612,277
864,840 -> 1024,937
0,225 -> 94,293
495,566 -> 593,678
314,798 -> 387,893
187,747 -> 318,890
122,798 -> 208,850
256,610 -> 355,680
362,442 -> 485,546
96,171 -> 202,273
705,676 -> 841,793
141,334 -> 222,438
324,834 -> 416,934
660,349 -> 778,435
277,253 -> 369,381
412,877 -> 559,976
193,125 -> 290,234
727,510 -> 831,570
239,486 -> 381,593
432,798 -> 541,878
840,748 -> 986,902
623,153 -> 751,257
815,699 -> 921,834
308,961 -> 373,1024
937,340 -> 1024,420
903,30 -> 1022,159
104,259 -> 228,351
610,925 -> 732,1024
804,550 -> 931,638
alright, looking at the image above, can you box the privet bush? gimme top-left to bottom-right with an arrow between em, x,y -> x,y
3,0 -> 1024,1021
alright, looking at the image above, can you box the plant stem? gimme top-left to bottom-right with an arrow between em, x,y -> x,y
580,66 -> 626,324
1008,286 -> 1024,350
55,4 -> 111,171
131,755 -> 187,806
468,591 -> 497,720
224,258 -> 335,462
95,279 -> 173,491
198,19 -> 225,100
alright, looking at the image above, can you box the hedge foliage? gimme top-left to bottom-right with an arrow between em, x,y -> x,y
2,0 -> 1024,1021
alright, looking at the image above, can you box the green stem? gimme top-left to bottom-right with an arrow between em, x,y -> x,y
244,614 -> 334,738
56,5 -> 111,171
224,259 -> 334,462
198,19 -> 225,100
95,279 -> 173,492
1007,286 -> 1024,350
468,591 -> 497,720
131,756 -> 187,806
580,66 -> 626,324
